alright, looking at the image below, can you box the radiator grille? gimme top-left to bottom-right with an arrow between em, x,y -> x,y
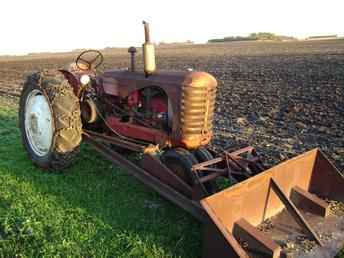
180,83 -> 216,146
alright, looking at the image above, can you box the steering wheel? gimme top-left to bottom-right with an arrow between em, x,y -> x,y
76,50 -> 104,71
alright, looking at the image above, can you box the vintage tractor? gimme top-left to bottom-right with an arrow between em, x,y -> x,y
19,22 -> 344,258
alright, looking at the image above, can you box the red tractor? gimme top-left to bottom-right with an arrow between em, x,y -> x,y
19,21 -> 220,188
18,22 -> 344,258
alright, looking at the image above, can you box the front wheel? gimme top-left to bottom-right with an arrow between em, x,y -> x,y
160,148 -> 197,186
160,147 -> 215,195
19,71 -> 82,171
192,147 -> 216,193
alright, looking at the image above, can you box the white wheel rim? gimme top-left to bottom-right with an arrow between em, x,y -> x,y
25,89 -> 53,157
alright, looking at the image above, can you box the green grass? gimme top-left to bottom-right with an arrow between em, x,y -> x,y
0,104 -> 201,258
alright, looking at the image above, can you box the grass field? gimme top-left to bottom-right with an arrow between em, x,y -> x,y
0,102 -> 201,258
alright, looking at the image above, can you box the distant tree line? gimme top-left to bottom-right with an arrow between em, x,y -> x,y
208,33 -> 296,43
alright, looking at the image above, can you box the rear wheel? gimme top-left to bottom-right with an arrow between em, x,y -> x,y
19,71 -> 82,171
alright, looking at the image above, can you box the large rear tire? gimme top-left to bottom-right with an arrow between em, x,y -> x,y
19,71 -> 82,171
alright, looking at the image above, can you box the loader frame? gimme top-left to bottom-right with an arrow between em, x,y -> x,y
83,130 -> 344,258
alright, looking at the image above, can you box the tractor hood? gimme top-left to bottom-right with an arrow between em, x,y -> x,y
101,69 -> 217,148
101,70 -> 217,98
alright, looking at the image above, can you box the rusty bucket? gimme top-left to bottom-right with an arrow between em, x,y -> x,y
201,148 -> 344,258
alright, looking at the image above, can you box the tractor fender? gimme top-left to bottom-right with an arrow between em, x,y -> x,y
58,69 -> 80,96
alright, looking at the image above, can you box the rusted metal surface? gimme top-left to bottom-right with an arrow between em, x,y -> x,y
200,148 -> 344,257
202,201 -> 249,258
200,149 -> 343,231
233,218 -> 281,258
83,129 -> 146,152
270,179 -> 323,246
192,146 -> 263,171
143,20 -> 151,43
106,116 -> 169,146
192,146 -> 265,184
290,186 -> 329,217
309,149 -> 344,202
203,223 -> 250,258
141,154 -> 193,198
197,170 -> 227,184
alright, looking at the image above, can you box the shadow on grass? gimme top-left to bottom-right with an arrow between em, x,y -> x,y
0,106 -> 202,258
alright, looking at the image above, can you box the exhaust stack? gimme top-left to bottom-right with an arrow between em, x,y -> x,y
142,21 -> 156,77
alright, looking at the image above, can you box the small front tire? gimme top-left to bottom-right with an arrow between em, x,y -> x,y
160,148 -> 198,186
192,147 -> 216,193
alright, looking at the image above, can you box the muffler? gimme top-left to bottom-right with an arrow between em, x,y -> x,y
142,21 -> 156,77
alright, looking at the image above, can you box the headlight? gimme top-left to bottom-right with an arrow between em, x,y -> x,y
80,74 -> 90,85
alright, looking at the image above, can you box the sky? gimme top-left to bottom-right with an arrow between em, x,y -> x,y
0,0 -> 343,55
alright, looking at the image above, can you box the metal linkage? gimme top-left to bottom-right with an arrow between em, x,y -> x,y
192,146 -> 265,186
83,129 -> 146,152
83,133 -> 208,222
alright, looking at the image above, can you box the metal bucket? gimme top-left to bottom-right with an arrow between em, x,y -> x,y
201,148 -> 344,258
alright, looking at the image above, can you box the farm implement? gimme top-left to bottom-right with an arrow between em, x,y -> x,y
19,22 -> 344,257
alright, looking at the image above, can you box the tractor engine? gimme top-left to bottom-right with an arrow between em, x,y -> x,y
126,88 -> 169,130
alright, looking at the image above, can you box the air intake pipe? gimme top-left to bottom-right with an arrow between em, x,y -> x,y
142,21 -> 156,77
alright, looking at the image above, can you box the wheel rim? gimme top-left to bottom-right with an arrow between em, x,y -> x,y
24,89 -> 53,157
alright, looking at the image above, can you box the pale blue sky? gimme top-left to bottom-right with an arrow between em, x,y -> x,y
0,0 -> 343,55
